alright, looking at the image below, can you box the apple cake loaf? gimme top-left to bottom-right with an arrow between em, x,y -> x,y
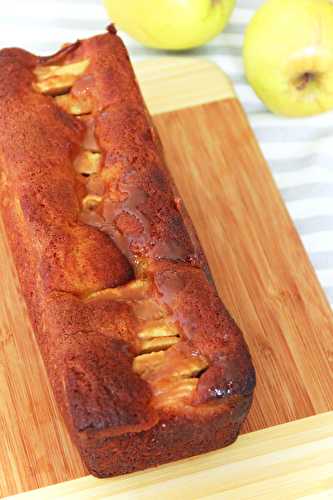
0,26 -> 255,477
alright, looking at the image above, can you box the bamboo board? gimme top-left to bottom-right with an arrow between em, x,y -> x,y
0,58 -> 332,498
8,412 -> 333,499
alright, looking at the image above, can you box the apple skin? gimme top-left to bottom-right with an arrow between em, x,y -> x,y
103,0 -> 235,50
243,0 -> 333,117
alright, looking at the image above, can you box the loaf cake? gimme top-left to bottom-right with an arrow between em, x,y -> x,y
0,26 -> 255,477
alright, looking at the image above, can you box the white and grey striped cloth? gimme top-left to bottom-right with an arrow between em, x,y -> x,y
1,0 -> 332,308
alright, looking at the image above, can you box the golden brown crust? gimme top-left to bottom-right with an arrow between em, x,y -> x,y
0,27 -> 255,477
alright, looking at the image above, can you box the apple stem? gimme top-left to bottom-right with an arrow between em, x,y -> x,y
296,72 -> 315,91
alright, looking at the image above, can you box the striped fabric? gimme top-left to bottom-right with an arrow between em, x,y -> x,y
1,0 -> 332,307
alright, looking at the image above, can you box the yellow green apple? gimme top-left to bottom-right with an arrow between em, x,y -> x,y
103,0 -> 235,50
243,0 -> 333,117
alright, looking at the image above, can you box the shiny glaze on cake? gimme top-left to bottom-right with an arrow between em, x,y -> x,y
0,26 -> 255,477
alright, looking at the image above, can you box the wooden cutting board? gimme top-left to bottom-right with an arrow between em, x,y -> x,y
8,412 -> 333,499
1,58 -> 332,499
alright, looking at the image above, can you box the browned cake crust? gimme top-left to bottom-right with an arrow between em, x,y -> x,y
0,27 -> 255,477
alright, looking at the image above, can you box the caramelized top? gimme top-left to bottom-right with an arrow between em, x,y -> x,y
0,27 -> 255,437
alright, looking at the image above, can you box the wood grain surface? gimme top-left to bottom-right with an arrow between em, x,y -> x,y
132,58 -> 235,114
154,99 -> 333,433
8,412 -> 333,499
0,59 -> 332,498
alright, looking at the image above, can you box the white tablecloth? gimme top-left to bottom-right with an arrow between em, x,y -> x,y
1,0 -> 332,308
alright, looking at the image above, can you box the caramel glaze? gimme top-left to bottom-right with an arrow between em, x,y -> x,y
0,26 -> 255,477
